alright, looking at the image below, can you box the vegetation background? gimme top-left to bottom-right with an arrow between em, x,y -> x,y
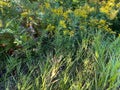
0,0 -> 120,90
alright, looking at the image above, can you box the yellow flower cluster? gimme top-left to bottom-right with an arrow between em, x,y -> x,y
0,1 -> 10,7
52,7 -> 63,16
36,0 -> 120,36
46,24 -> 55,32
21,11 -> 29,17
98,19 -> 107,28
100,0 -> 119,20
74,8 -> 88,18
119,34 -> 120,37
116,2 -> 120,8
99,19 -> 106,25
89,18 -> 115,34
74,4 -> 95,18
0,20 -> 3,27
69,31 -> 74,37
63,9 -> 72,19
59,20 -> 66,28
109,10 -> 119,20
21,10 -> 31,17
104,25 -> 116,34
44,2 -> 50,9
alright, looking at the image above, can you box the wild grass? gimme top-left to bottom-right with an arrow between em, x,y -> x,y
0,31 -> 119,90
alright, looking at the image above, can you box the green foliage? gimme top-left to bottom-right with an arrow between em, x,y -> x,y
0,32 -> 15,48
0,0 -> 120,90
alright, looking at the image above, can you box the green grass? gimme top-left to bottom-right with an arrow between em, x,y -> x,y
0,32 -> 120,90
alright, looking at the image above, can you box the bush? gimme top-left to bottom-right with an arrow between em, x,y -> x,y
0,0 -> 120,90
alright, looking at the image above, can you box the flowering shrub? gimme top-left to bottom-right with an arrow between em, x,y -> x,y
0,0 -> 120,90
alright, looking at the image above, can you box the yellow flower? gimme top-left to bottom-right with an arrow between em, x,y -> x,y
63,12 -> 68,19
119,34 -> 120,37
84,4 -> 90,10
84,59 -> 90,66
52,7 -> 63,16
100,6 -> 110,15
63,9 -> 72,19
21,11 -> 29,17
59,20 -> 66,28
104,25 -> 113,33
83,4 -> 95,12
0,1 -> 10,7
95,51 -> 99,59
0,20 -> 3,27
99,0 -> 118,20
63,30 -> 69,35
74,4 -> 94,18
99,19 -> 106,25
109,10 -> 118,20
107,2 -> 114,7
90,7 -> 95,12
116,2 -> 120,8
46,24 -> 55,31
29,17 -> 33,21
110,31 -> 116,34
69,31 -> 74,37
44,2 -> 50,9
74,9 -> 88,18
